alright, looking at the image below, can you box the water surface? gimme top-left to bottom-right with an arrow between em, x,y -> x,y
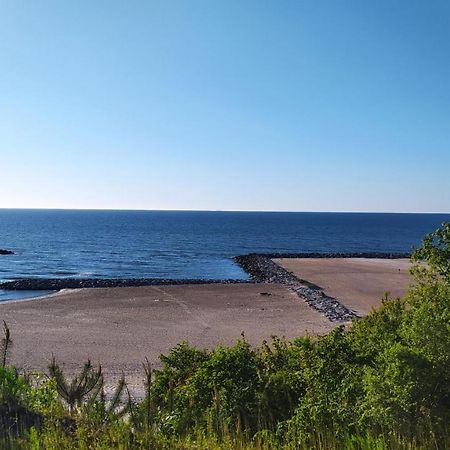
0,210 -> 448,285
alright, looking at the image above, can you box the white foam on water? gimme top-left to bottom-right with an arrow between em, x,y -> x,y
0,290 -> 56,302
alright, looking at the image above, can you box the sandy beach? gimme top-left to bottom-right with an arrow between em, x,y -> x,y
274,257 -> 412,315
0,257 -> 414,392
0,282 -> 332,391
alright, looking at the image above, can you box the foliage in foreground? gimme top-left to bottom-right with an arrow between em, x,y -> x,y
412,221 -> 450,281
0,222 -> 449,449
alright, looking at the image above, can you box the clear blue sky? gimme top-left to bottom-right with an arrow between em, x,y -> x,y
1,1 -> 449,212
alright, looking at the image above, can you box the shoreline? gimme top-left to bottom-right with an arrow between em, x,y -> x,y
0,252 -> 411,291
0,253 -> 412,322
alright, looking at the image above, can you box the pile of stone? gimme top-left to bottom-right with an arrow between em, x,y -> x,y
0,278 -> 250,291
258,252 -> 410,260
234,254 -> 356,322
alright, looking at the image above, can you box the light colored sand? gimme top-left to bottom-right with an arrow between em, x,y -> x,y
273,258 -> 413,316
0,283 -> 333,391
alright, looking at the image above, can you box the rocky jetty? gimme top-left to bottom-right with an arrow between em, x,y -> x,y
234,254 -> 359,322
0,278 -> 250,291
256,252 -> 411,259
0,249 -> 14,255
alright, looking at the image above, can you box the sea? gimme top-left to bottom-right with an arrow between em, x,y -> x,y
0,209 -> 449,301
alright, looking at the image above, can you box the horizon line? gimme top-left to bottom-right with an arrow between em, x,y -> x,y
0,207 -> 449,215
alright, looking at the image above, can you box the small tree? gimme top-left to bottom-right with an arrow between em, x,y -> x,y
412,222 -> 450,282
48,358 -> 103,414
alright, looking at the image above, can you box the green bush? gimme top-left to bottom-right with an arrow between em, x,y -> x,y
412,221 -> 450,281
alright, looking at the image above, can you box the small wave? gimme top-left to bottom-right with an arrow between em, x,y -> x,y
0,290 -> 56,302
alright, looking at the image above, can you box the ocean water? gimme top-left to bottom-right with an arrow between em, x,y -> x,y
0,210 -> 449,289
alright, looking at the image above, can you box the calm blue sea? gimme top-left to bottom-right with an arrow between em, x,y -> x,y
0,210 -> 449,300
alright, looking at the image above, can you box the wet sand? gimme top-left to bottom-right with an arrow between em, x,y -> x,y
274,258 -> 412,315
0,283 -> 332,391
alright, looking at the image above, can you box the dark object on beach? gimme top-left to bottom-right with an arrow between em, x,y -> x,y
0,249 -> 14,255
260,292 -> 272,296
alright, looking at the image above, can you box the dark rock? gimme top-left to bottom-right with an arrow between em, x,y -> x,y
0,277 -> 251,291
258,252 -> 411,259
0,249 -> 14,255
233,253 -> 358,322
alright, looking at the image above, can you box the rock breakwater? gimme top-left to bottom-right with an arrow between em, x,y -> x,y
234,254 -> 361,322
0,278 -> 250,291
256,252 -> 411,260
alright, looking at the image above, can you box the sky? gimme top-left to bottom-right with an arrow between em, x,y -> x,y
1,1 -> 449,212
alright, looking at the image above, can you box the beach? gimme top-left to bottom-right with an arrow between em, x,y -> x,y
0,257 -> 413,393
274,257 -> 412,315
0,282 -> 332,392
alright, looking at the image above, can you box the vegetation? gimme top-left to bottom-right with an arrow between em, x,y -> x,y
0,223 -> 449,449
412,221 -> 450,282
